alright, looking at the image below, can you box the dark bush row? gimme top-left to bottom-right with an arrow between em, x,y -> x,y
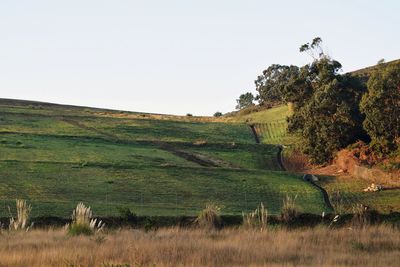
1,212 -> 399,230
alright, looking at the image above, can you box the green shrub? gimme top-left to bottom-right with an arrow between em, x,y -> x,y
68,223 -> 94,236
117,207 -> 137,223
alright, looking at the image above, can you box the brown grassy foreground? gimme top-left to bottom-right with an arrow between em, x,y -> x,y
0,226 -> 399,267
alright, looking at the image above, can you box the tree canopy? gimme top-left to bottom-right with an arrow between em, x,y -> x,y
360,61 -> 400,154
236,92 -> 255,110
254,64 -> 299,106
236,37 -> 397,164
286,55 -> 366,163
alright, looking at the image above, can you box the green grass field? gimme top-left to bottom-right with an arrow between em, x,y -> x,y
317,175 -> 400,214
227,105 -> 291,144
229,105 -> 290,124
0,99 -> 329,217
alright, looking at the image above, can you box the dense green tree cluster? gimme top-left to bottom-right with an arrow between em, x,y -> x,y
238,37 -> 399,164
213,111 -> 223,117
360,62 -> 400,155
254,64 -> 299,106
288,61 -> 365,163
285,55 -> 367,163
236,92 -> 255,110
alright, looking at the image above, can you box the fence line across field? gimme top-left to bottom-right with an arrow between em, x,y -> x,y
251,120 -> 288,142
0,190 -> 316,217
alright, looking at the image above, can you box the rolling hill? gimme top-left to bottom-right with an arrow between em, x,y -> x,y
0,98 -> 329,217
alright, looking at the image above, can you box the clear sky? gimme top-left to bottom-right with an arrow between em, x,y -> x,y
0,0 -> 399,115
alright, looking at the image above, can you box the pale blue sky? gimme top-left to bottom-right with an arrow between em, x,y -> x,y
0,0 -> 399,115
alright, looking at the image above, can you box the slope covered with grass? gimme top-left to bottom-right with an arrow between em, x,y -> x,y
227,105 -> 296,144
230,105 -> 290,124
0,99 -> 329,217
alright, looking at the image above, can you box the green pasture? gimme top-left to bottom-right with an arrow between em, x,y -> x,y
0,99 -> 330,217
0,161 -> 327,217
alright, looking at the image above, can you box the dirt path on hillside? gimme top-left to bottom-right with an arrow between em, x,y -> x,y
61,117 -> 235,168
61,117 -> 118,140
154,142 -> 224,167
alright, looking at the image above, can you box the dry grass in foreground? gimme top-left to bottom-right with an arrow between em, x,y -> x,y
0,226 -> 399,267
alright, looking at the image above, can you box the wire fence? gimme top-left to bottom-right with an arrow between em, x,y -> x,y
0,190 -> 318,218
1,188 -> 393,219
253,120 -> 288,143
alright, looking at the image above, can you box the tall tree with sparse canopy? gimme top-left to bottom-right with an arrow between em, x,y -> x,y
360,61 -> 400,154
236,92 -> 254,110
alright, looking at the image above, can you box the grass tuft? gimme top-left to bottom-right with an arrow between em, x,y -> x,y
350,204 -> 379,227
242,202 -> 268,231
8,199 -> 32,231
195,203 -> 221,229
67,203 -> 104,236
281,195 -> 299,223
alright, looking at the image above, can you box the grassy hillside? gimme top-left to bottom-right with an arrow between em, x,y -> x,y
227,103 -> 399,214
226,105 -> 294,144
0,99 -> 328,217
350,59 -> 400,82
228,105 -> 290,124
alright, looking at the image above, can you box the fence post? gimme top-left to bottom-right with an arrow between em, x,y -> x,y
245,191 -> 248,212
140,192 -> 143,215
175,192 -> 178,216
105,193 -> 108,217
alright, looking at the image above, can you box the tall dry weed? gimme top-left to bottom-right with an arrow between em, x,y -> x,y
8,199 -> 32,231
0,226 -> 399,266
281,195 -> 298,223
351,203 -> 379,227
242,202 -> 268,231
331,190 -> 347,214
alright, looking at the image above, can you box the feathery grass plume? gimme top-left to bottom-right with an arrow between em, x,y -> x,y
72,202 -> 92,225
328,214 -> 340,228
242,202 -> 268,231
68,202 -> 104,236
281,194 -> 298,224
195,203 -> 221,230
8,199 -> 32,231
